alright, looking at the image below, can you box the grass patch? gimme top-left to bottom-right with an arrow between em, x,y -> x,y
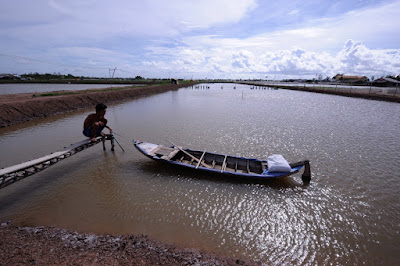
33,91 -> 78,97
32,85 -> 149,97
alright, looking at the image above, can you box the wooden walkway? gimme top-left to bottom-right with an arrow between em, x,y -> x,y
0,138 -> 103,189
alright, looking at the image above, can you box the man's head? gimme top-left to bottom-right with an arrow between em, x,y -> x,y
95,103 -> 107,114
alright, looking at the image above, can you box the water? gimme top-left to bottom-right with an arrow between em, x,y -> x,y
0,83 -> 399,264
0,83 -> 134,95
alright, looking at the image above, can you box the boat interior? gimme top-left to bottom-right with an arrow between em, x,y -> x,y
150,145 -> 265,174
140,142 -> 310,183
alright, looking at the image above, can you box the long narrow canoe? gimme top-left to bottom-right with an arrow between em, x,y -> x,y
133,140 -> 311,184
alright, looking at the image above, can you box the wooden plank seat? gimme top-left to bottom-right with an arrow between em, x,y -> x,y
151,146 -> 174,156
161,148 -> 180,160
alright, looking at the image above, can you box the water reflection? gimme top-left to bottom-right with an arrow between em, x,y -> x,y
0,83 -> 399,264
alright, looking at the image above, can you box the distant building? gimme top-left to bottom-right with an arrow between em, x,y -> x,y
333,74 -> 368,83
171,78 -> 179,85
372,77 -> 400,87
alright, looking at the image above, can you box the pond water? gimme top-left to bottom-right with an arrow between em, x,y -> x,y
0,83 -> 134,95
0,83 -> 399,264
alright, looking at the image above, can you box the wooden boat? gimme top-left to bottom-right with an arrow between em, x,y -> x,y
133,140 -> 311,184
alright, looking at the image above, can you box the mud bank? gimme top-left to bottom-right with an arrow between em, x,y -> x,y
0,83 -> 197,127
0,222 -> 253,265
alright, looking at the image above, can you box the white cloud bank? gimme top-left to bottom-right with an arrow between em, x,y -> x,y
141,40 -> 400,79
141,0 -> 400,79
0,0 -> 399,79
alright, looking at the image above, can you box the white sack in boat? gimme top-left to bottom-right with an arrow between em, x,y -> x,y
267,154 -> 292,172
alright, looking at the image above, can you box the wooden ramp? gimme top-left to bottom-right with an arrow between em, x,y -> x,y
0,137 -> 103,189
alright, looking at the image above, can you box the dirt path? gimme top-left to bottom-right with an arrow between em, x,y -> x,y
0,83 -> 196,127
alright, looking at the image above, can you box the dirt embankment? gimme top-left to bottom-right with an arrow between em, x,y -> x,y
0,83 -> 197,127
0,222 -> 253,265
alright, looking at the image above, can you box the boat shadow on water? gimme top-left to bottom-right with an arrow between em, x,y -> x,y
137,160 -> 309,190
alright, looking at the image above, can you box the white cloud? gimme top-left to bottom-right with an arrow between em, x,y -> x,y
337,40 -> 400,76
184,0 -> 399,52
2,0 -> 256,42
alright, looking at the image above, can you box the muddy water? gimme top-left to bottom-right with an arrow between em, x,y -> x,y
0,83 -> 399,264
0,83 -> 134,95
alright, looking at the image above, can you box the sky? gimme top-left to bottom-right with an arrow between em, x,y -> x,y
1,0 -> 399,80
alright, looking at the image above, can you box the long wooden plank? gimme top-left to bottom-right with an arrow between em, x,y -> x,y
163,148 -> 180,160
0,139 -> 93,176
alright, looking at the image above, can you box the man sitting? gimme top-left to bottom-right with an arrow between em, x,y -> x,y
83,103 -> 112,141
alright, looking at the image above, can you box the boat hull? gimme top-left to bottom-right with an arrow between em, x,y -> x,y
133,140 -> 311,183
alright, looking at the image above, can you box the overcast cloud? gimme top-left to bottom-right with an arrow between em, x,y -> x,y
0,0 -> 399,79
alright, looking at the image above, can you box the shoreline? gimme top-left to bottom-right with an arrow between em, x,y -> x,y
0,221 -> 252,265
0,83 -> 197,128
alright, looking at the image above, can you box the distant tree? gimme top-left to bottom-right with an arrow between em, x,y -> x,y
135,75 -> 144,80
333,74 -> 344,80
386,75 -> 400,81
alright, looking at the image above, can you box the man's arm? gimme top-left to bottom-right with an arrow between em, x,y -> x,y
104,124 -> 112,133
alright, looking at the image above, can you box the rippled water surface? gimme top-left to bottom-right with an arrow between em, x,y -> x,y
0,83 -> 399,264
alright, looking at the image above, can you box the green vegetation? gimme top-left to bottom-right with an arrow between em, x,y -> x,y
31,85 -> 151,98
33,91 -> 78,97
